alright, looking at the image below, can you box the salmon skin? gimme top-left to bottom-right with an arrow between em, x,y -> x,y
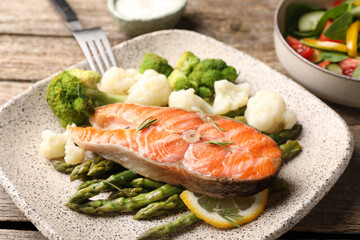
68,103 -> 282,198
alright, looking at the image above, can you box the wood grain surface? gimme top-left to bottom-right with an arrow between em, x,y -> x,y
0,0 -> 359,238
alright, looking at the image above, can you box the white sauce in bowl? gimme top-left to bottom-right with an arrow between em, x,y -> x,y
115,0 -> 185,20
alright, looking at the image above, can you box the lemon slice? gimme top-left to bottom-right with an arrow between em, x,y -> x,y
180,189 -> 268,229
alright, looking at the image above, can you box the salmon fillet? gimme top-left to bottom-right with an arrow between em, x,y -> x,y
68,103 -> 282,197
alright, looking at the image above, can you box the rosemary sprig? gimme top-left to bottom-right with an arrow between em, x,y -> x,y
207,117 -> 227,133
103,181 -> 134,201
215,206 -> 244,228
136,116 -> 159,133
206,141 -> 234,153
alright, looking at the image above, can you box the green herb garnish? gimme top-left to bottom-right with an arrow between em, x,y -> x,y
136,116 -> 159,133
215,206 -> 244,228
207,117 -> 227,133
206,141 -> 234,153
103,181 -> 134,201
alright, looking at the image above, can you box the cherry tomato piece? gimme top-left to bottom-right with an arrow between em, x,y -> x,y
339,58 -> 360,76
286,36 -> 315,59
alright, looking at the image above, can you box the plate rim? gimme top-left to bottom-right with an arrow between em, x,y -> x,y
0,29 -> 354,240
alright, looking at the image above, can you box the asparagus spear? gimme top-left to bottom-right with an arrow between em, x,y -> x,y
127,178 -> 164,189
222,106 -> 246,118
107,188 -> 146,200
70,156 -> 103,181
51,160 -> 78,174
137,212 -> 199,240
268,124 -> 302,145
68,170 -> 139,204
87,159 -> 123,177
67,184 -> 183,215
77,179 -> 103,191
133,194 -> 186,220
280,140 -> 302,160
234,116 -> 247,124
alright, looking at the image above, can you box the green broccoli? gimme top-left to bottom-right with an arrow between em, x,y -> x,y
139,52 -> 173,77
46,69 -> 126,128
189,59 -> 238,88
197,86 -> 213,98
168,70 -> 198,91
169,51 -> 239,99
174,51 -> 200,75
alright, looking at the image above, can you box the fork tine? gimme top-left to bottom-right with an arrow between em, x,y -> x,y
87,40 -> 105,75
95,39 -> 111,70
74,36 -> 97,72
101,37 -> 117,67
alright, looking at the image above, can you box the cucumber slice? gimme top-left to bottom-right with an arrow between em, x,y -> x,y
298,11 -> 325,32
352,64 -> 360,79
326,63 -> 342,74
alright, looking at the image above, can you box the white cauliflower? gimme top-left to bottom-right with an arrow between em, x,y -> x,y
40,130 -> 68,159
64,138 -> 85,164
168,88 -> 213,114
40,127 -> 85,164
98,66 -> 139,95
126,69 -> 172,106
213,80 -> 251,115
244,90 -> 297,133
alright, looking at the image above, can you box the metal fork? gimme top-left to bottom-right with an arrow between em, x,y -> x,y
49,0 -> 117,75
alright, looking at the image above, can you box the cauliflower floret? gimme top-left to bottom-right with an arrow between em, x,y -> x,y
126,69 -> 172,106
168,88 -> 213,114
40,130 -> 68,159
98,66 -> 139,95
244,90 -> 297,133
283,109 -> 297,129
213,80 -> 251,115
64,138 -> 85,164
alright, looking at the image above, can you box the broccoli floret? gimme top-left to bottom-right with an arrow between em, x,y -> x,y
168,70 -> 198,91
174,51 -> 200,76
170,52 -> 239,99
46,69 -> 126,128
139,52 -> 173,77
197,86 -> 213,98
189,59 -> 238,88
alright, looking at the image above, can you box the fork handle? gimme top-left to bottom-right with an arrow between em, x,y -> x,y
49,0 -> 78,22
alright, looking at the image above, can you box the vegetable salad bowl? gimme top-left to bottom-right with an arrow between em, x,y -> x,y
274,0 -> 360,108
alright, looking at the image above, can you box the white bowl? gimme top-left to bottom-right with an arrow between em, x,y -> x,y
274,0 -> 360,108
108,0 -> 187,36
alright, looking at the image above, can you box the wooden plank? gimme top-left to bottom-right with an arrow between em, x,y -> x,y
0,0 -> 125,39
0,35 -> 87,81
0,34 -> 284,81
0,0 -> 284,81
0,82 -> 33,106
0,230 -> 45,240
0,187 -> 27,222
0,0 -> 280,39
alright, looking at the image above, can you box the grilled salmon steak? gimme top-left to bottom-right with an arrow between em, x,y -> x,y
68,103 -> 282,197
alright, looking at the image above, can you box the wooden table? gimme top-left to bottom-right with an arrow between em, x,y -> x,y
0,0 -> 359,239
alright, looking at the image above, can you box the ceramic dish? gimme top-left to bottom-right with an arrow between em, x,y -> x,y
0,30 -> 354,240
274,0 -> 360,108
107,0 -> 187,36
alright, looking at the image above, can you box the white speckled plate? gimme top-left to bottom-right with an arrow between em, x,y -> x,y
0,30 -> 354,240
